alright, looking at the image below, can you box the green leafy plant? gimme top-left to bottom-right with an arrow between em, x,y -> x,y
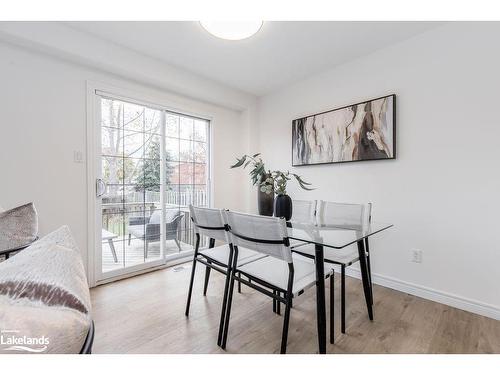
230,153 -> 268,186
267,170 -> 313,195
230,153 -> 313,195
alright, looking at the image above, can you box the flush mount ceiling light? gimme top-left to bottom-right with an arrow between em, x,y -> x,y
200,21 -> 263,40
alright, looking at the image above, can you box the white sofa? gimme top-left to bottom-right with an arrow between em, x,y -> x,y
0,226 -> 93,354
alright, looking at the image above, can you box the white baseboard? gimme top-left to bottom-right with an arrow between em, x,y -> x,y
342,267 -> 500,321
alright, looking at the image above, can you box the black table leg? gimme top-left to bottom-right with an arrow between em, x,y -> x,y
364,237 -> 374,306
357,240 -> 373,320
314,244 -> 327,354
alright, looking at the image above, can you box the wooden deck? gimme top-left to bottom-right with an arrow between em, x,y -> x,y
102,239 -> 193,273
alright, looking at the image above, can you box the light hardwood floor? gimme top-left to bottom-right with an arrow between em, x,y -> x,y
90,263 -> 500,354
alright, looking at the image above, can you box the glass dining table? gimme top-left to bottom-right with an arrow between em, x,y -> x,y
286,221 -> 393,354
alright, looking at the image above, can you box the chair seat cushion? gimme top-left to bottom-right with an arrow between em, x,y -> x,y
237,253 -> 334,296
293,243 -> 360,266
128,225 -> 145,239
199,245 -> 265,267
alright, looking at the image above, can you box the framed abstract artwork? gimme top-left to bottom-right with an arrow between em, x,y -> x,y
292,94 -> 396,166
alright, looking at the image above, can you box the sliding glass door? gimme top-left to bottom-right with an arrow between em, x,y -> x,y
95,94 -> 210,281
164,112 -> 210,253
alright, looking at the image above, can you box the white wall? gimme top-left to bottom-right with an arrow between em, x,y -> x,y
0,22 -> 255,111
2,21 -> 499,319
256,23 -> 500,318
0,41 -> 251,273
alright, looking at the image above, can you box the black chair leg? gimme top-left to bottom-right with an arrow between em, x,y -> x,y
277,292 -> 281,315
238,272 -> 242,293
217,246 -> 234,346
273,291 -> 277,313
280,295 -> 292,354
185,235 -> 200,316
203,262 -> 211,296
221,269 -> 237,349
185,258 -> 197,316
330,274 -> 334,344
341,265 -> 346,334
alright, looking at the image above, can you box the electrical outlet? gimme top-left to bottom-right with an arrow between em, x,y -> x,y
411,249 -> 423,263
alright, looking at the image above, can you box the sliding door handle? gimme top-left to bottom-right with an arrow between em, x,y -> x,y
96,178 -> 106,198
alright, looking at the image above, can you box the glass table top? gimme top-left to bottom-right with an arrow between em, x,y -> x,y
286,221 -> 393,249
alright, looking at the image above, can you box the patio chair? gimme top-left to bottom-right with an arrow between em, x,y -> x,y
128,210 -> 184,258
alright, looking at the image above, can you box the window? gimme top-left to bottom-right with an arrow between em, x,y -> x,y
164,113 -> 210,250
99,95 -> 210,275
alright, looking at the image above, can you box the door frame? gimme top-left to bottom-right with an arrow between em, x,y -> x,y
86,80 -> 214,287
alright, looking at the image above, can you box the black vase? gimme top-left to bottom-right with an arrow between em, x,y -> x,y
257,187 -> 274,216
274,194 -> 292,221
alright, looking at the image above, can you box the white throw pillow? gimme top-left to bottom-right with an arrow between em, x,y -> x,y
0,202 -> 38,252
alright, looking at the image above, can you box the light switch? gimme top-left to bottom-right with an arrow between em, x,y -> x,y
73,150 -> 84,163
411,249 -> 423,263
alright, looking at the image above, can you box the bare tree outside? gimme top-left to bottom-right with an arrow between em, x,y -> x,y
100,96 -> 210,271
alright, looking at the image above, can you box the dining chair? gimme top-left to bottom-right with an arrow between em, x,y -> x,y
185,205 -> 265,345
220,210 -> 335,354
267,199 -> 317,314
292,201 -> 372,337
290,199 -> 317,223
289,199 -> 317,249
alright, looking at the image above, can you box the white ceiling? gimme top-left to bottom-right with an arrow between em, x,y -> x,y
66,21 -> 443,96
